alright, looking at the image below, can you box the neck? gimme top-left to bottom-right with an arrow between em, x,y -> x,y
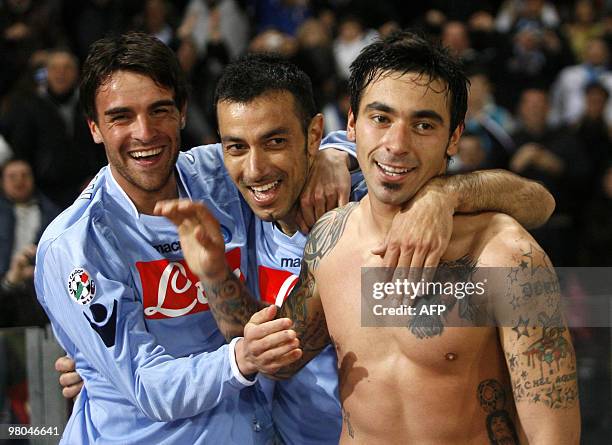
110,167 -> 178,215
364,194 -> 401,238
275,206 -> 299,236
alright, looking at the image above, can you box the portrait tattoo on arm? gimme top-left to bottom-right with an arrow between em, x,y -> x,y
477,378 -> 520,445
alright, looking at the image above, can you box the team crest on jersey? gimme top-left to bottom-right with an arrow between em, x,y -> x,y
67,268 -> 96,305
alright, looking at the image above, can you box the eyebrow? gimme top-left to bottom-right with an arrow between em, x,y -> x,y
364,101 -> 445,124
221,127 -> 290,144
103,100 -> 176,117
411,110 -> 444,124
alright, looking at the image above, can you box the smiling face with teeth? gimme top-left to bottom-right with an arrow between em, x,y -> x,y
347,71 -> 462,212
87,70 -> 185,213
217,90 -> 323,234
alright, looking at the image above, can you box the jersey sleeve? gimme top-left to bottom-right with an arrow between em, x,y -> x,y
319,130 -> 356,159
35,215 -> 252,422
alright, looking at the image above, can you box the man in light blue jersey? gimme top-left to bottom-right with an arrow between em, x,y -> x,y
55,48 -> 555,444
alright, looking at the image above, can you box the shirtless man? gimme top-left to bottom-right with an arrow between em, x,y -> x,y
157,32 -> 580,443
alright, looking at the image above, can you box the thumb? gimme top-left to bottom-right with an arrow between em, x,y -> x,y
371,243 -> 387,257
250,304 -> 278,325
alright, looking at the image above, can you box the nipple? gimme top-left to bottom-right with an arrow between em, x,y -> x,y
445,352 -> 457,361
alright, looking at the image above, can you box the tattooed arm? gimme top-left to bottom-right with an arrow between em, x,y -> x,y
154,199 -> 357,378
482,216 -> 580,444
426,169 -> 555,229
377,169 -> 555,274
273,202 -> 359,378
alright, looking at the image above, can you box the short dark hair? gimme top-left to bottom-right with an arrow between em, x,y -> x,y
214,53 -> 317,134
80,32 -> 187,123
349,30 -> 469,134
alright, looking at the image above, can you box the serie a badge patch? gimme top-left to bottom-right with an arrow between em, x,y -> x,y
68,268 -> 96,305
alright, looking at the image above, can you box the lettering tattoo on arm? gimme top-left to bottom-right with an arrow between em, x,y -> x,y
501,243 -> 579,410
275,202 -> 358,378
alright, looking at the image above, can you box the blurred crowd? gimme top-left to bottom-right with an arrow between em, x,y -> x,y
0,0 -> 611,437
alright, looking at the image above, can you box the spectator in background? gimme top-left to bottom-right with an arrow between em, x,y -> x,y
499,19 -> 572,111
495,0 -> 560,34
60,0 -> 138,62
463,66 -> 515,169
294,18 -> 338,109
441,20 -> 480,66
178,0 -> 248,59
132,0 -> 180,48
510,87 -> 589,265
448,131 -> 488,174
333,15 -> 377,80
176,36 -> 223,146
550,36 -> 612,127
581,164 -> 612,266
322,80 -> 350,134
4,49 -> 104,208
563,0 -> 604,62
574,81 -> 612,188
0,158 -> 57,327
0,0 -> 65,97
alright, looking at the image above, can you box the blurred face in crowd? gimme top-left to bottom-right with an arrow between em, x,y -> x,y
584,38 -> 609,66
146,0 -> 167,33
584,85 -> 609,119
575,0 -> 595,24
518,89 -> 549,132
348,71 -> 461,209
2,160 -> 34,203
442,21 -> 470,56
87,70 -> 185,212
457,134 -> 486,170
46,51 -> 79,96
217,90 -> 323,234
467,74 -> 490,115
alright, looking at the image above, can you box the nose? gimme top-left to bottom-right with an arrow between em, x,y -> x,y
132,114 -> 157,143
381,122 -> 411,156
245,148 -> 268,181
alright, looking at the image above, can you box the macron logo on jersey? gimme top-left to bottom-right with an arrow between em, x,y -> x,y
258,265 -> 299,307
280,257 -> 301,268
137,248 -> 243,319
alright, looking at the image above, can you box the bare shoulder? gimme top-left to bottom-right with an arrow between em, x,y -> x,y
303,201 -> 359,271
452,212 -> 542,268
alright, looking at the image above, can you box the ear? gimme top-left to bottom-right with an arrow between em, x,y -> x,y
87,118 -> 103,144
346,107 -> 356,142
446,122 -> 464,157
307,113 -> 324,156
180,102 -> 187,130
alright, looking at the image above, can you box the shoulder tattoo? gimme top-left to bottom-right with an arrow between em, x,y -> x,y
303,202 -> 358,271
